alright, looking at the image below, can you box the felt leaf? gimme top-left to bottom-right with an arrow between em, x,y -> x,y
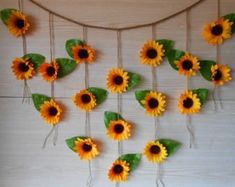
66,136 -> 87,152
192,88 -> 209,105
87,87 -> 108,105
104,111 -> 123,129
23,53 -> 45,69
32,93 -> 51,111
158,139 -> 181,157
0,8 -> 16,25
66,39 -> 85,58
199,60 -> 216,81
118,153 -> 142,172
224,13 -> 235,33
56,58 -> 77,78
127,72 -> 141,90
166,49 -> 185,70
135,90 -> 151,107
156,39 -> 174,55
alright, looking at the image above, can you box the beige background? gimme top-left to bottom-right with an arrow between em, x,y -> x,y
0,0 -> 235,187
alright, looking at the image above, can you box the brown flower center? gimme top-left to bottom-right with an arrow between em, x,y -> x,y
19,62 -> 29,72
182,60 -> 193,70
183,97 -> 193,108
113,75 -> 123,85
148,98 -> 159,109
81,94 -> 91,103
48,106 -> 58,116
213,70 -> 222,81
113,164 -> 124,174
78,49 -> 89,59
146,48 -> 158,59
82,143 -> 92,152
16,19 -> 25,29
150,145 -> 161,154
46,66 -> 56,77
114,124 -> 124,134
211,24 -> 223,36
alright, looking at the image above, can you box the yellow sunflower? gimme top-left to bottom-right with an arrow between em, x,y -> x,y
203,18 -> 233,45
39,60 -> 59,83
141,91 -> 166,117
107,119 -> 131,141
72,44 -> 96,63
144,141 -> 168,163
7,10 -> 30,37
178,90 -> 201,114
74,138 -> 99,160
40,99 -> 62,125
72,90 -> 96,111
211,64 -> 232,86
11,57 -> 35,80
175,53 -> 200,77
108,160 -> 130,182
107,68 -> 129,93
140,40 -> 165,67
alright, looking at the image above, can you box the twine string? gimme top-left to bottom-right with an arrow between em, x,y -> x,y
42,125 -> 56,149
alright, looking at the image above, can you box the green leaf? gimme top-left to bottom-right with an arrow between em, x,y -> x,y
118,153 -> 142,172
0,8 -> 16,25
65,39 -> 85,58
104,111 -> 124,129
23,53 -> 45,69
32,93 -> 51,111
199,60 -> 216,81
127,72 -> 141,90
192,88 -> 209,105
56,58 -> 77,78
87,87 -> 108,105
224,13 -> 235,33
166,49 -> 185,70
158,139 -> 181,157
156,39 -> 174,55
135,90 -> 151,107
66,136 -> 87,152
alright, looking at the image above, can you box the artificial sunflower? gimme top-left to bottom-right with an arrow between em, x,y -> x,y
7,10 -> 30,37
11,57 -> 35,80
74,138 -> 99,160
140,40 -> 165,67
211,64 -> 232,86
72,44 -> 95,63
203,18 -> 233,45
40,99 -> 62,125
39,60 -> 59,83
108,160 -> 130,182
141,91 -> 166,117
107,119 -> 131,141
72,89 -> 96,111
178,90 -> 201,114
107,68 -> 129,93
175,53 -> 200,77
144,141 -> 168,163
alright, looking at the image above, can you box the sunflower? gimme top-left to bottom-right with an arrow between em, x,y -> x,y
72,90 -> 96,111
7,10 -> 30,37
108,160 -> 130,182
11,57 -> 35,80
74,138 -> 99,160
175,53 -> 200,77
141,91 -> 166,117
140,40 -> 165,67
144,141 -> 168,163
107,68 -> 129,93
178,90 -> 201,114
211,64 -> 232,86
107,119 -> 131,141
39,60 -> 59,83
203,18 -> 233,45
72,44 -> 96,63
40,99 -> 62,125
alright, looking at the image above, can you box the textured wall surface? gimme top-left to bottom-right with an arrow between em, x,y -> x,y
0,0 -> 235,187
